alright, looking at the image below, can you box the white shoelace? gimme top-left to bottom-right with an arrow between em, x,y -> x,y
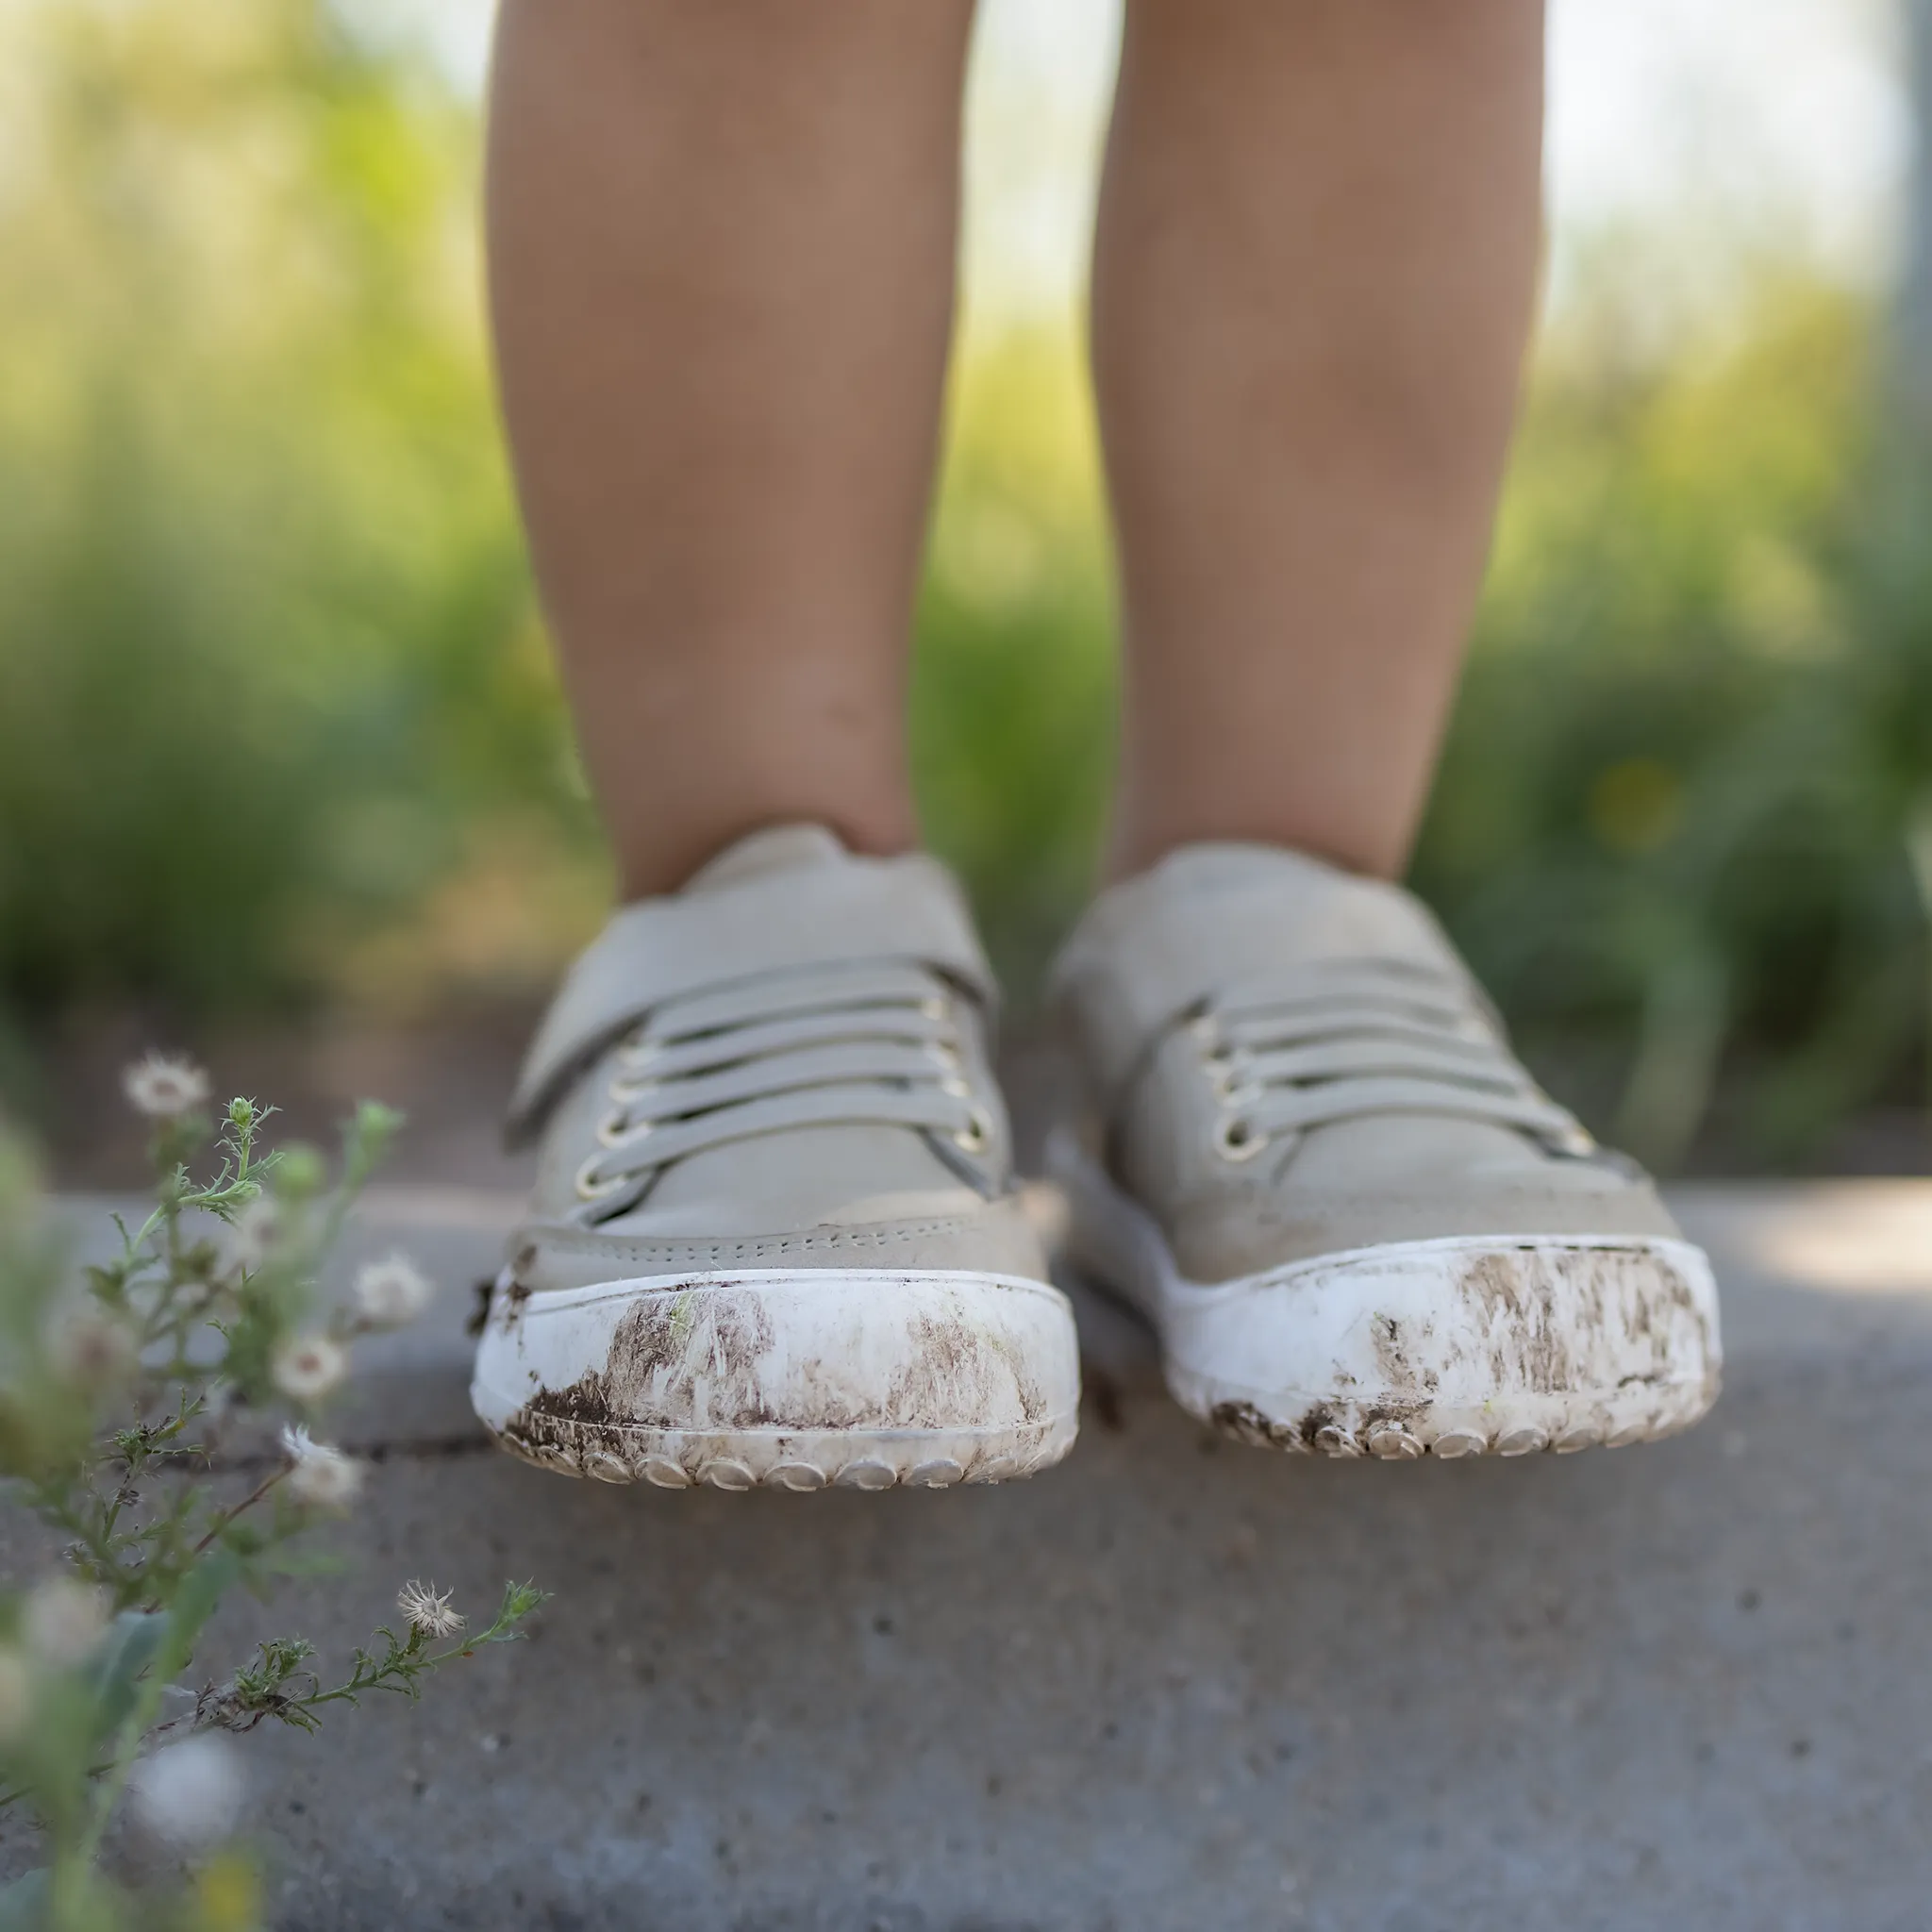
1191,955 -> 1593,1165
573,959 -> 994,1208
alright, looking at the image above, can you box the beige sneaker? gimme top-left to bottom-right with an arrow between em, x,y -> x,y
1049,843 -> 1721,1460
471,825 -> 1080,1491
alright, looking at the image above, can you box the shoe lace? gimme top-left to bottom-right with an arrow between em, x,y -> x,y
1190,955 -> 1594,1166
573,958 -> 995,1208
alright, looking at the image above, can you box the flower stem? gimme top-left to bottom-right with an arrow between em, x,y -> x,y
192,1466 -> 286,1556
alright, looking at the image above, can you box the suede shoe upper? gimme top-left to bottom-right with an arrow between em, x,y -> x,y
1052,842 -> 1680,1283
508,825 -> 1045,1294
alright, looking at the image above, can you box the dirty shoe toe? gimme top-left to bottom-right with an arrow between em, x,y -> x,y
471,826 -> 1080,1491
1049,843 -> 1721,1461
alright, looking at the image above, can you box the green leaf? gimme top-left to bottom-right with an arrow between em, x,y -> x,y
161,1549 -> 243,1679
83,1611 -> 167,1747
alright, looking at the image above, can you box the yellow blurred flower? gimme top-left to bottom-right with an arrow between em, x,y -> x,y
1589,758 -> 1683,856
194,1851 -> 262,1932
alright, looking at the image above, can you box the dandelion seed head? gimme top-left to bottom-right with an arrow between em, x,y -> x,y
122,1053 -> 210,1120
22,1574 -> 108,1669
284,1439 -> 362,1509
272,1333 -> 347,1404
397,1578 -> 465,1639
354,1252 -> 433,1328
127,1734 -> 246,1849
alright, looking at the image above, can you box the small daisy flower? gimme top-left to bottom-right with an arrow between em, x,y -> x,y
354,1252 -> 434,1329
122,1053 -> 210,1120
272,1333 -> 347,1404
127,1734 -> 245,1849
397,1579 -> 465,1640
281,1426 -> 363,1509
22,1575 -> 108,1669
43,1301 -> 138,1390
0,1646 -> 31,1744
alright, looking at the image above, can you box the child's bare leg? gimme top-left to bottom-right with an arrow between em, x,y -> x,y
1057,2 -> 1718,1464
487,0 -> 973,896
1093,0 -> 1545,881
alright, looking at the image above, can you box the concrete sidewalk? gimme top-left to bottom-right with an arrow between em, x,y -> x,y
12,1183 -> 1932,1929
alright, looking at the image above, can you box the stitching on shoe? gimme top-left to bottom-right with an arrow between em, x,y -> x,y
524,1216 -> 1007,1270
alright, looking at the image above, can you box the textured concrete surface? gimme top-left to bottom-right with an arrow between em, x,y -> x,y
12,1184 -> 1932,1929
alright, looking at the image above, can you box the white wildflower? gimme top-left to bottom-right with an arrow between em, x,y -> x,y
280,1424 -> 363,1509
127,1734 -> 245,1849
43,1301 -> 138,1390
272,1332 -> 347,1404
0,1647 -> 32,1744
22,1575 -> 108,1669
225,1195 -> 279,1275
353,1252 -> 433,1329
397,1579 -> 465,1640
122,1053 -> 210,1120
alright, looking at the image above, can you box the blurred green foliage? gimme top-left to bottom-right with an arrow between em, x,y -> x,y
0,0 -> 596,1034
914,326 -> 1117,991
1417,279 -> 1932,1171
3,0 -> 1928,1170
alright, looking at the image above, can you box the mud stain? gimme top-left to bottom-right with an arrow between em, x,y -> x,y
977,1323 -> 1048,1425
465,1277 -> 494,1340
1210,1400 -> 1305,1450
1454,1246 -> 1715,1394
1357,1398 -> 1430,1430
1296,1403 -> 1337,1445
502,1279 -> 1045,1449
1368,1310 -> 1441,1396
491,1257 -> 538,1337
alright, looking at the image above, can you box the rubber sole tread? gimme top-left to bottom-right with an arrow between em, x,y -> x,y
1205,1396 -> 1702,1459
483,1413 -> 1079,1491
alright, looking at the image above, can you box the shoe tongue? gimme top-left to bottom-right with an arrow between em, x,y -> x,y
1053,841 -> 1466,1103
1136,841 -> 1451,973
683,823 -> 852,895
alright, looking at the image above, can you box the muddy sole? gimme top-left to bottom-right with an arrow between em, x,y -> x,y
479,1415 -> 1079,1490
1051,1136 -> 1723,1460
470,1266 -> 1081,1491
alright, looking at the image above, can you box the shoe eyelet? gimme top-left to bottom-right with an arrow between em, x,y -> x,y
616,1034 -> 662,1073
575,1155 -> 633,1203
608,1074 -> 659,1104
938,1074 -> 973,1100
1209,1052 -> 1255,1101
1215,1116 -> 1269,1164
952,1108 -> 993,1156
920,997 -> 948,1021
925,1041 -> 961,1068
596,1109 -> 654,1149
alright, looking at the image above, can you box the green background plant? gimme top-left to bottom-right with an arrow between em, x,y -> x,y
0,1084 -> 544,1931
1,0 -> 1926,1173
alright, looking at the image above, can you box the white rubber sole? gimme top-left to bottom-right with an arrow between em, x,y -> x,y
471,1266 -> 1080,1491
1051,1134 -> 1722,1460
